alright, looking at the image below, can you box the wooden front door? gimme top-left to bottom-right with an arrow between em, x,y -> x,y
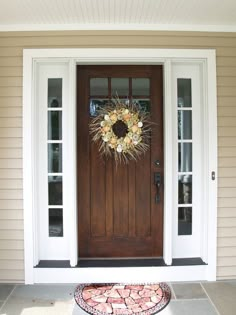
77,65 -> 163,258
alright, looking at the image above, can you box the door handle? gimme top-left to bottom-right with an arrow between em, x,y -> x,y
154,172 -> 161,203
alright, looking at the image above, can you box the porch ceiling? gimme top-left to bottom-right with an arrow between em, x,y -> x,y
0,0 -> 236,32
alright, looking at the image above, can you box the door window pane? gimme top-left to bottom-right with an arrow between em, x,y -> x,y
133,99 -> 151,113
48,143 -> 62,173
90,99 -> 109,117
178,143 -> 192,172
48,176 -> 63,205
132,78 -> 150,96
177,79 -> 192,107
178,175 -> 192,204
48,78 -> 62,108
90,78 -> 108,96
178,110 -> 192,140
178,207 -> 192,235
48,111 -> 62,140
111,78 -> 129,96
49,208 -> 63,237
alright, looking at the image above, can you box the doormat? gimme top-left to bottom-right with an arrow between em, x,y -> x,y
74,283 -> 171,315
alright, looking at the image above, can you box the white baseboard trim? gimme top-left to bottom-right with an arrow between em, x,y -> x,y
33,265 -> 210,284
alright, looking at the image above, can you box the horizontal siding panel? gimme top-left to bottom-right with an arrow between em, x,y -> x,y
0,159 -> 22,169
218,208 -> 236,217
0,67 -> 22,77
0,179 -> 23,189
218,227 -> 236,237
0,138 -> 22,148
0,57 -> 22,67
218,247 -> 236,257
0,240 -> 23,250
218,127 -> 236,137
0,107 -> 22,117
217,77 -> 236,86
217,48 -> 236,57
0,128 -> 22,138
0,148 -> 22,158
0,200 -> 23,210
217,57 -> 236,67
0,210 -> 23,220
218,257 -> 236,266
0,77 -> 22,87
0,47 -> 23,57
218,217 -> 236,227
219,147 -> 236,157
1,34 -> 236,48
218,158 -> 236,168
0,97 -> 22,107
218,198 -> 236,207
0,269 -> 24,282
217,67 -> 236,77
218,87 -> 236,97
218,107 -> 236,116
0,260 -> 23,269
0,87 -> 22,97
219,188 -> 236,197
218,178 -> 236,188
218,237 -> 236,247
0,230 -> 23,240
0,118 -> 22,127
0,250 -> 23,260
218,96 -> 236,107
0,219 -> 23,230
218,117 -> 236,127
0,169 -> 22,179
0,190 -> 23,200
218,137 -> 236,146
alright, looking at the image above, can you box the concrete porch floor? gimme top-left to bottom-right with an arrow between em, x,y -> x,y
0,281 -> 235,315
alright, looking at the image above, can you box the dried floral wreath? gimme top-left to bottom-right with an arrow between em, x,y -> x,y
90,99 -> 152,164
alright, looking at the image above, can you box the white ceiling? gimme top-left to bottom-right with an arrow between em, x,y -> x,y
0,0 -> 236,32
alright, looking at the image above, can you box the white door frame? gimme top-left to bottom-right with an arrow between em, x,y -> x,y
23,48 -> 217,284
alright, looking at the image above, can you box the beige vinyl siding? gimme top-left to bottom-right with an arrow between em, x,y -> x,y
0,30 -> 236,282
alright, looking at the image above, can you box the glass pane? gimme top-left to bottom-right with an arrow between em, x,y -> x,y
178,175 -> 192,204
48,111 -> 62,140
48,78 -> 62,108
49,208 -> 63,237
177,79 -> 192,107
133,99 -> 151,113
132,78 -> 150,96
111,78 -> 129,96
178,207 -> 192,235
178,143 -> 192,172
48,143 -> 62,173
48,176 -> 63,205
90,99 -> 109,117
178,110 -> 192,140
90,78 -> 108,96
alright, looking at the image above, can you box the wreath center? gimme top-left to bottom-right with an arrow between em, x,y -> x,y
112,120 -> 128,138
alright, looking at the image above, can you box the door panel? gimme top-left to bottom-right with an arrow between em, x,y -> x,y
77,65 -> 163,258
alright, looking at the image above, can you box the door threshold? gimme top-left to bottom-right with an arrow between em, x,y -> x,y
35,257 -> 206,268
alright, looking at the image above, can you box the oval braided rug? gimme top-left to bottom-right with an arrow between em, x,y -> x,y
74,283 -> 171,315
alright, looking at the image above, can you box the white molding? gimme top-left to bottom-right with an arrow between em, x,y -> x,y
23,48 -> 217,283
163,60 -> 173,266
34,265 -> 208,283
1,23 -> 236,33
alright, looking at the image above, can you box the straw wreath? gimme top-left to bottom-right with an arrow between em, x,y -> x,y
89,98 -> 152,164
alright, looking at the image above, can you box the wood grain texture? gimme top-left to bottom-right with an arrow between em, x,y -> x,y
77,65 -> 163,258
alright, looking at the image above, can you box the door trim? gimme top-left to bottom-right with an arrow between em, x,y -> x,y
23,48 -> 217,283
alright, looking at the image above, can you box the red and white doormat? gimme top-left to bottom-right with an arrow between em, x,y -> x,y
74,283 -> 171,315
